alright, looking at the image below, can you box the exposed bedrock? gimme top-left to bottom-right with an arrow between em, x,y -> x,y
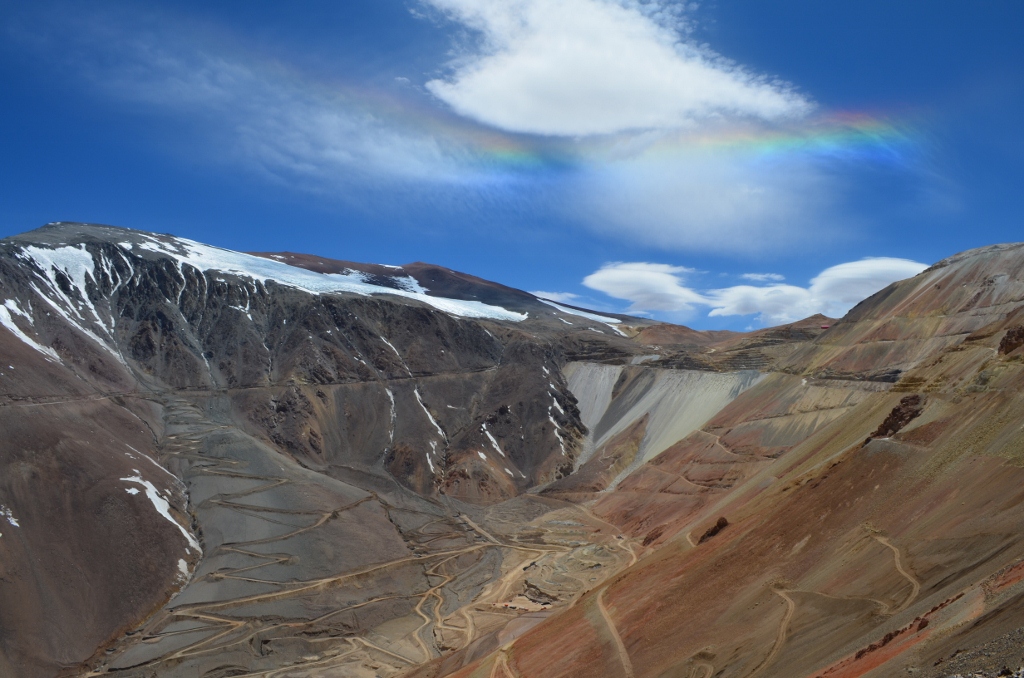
546,363 -> 763,495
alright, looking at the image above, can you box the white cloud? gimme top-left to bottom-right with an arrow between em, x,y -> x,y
583,262 -> 704,313
530,291 -> 580,303
741,272 -> 785,282
423,0 -> 811,136
583,258 -> 929,325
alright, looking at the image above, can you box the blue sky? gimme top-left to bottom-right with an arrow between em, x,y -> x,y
1,1 -> 1021,329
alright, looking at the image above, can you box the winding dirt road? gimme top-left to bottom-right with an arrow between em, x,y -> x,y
871,533 -> 920,612
749,586 -> 796,677
597,587 -> 635,678
80,394 -> 641,677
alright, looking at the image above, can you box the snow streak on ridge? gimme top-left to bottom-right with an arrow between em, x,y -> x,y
124,234 -> 527,321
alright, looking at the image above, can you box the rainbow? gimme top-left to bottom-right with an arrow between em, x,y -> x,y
575,111 -> 920,167
319,80 -> 921,180
468,113 -> 919,180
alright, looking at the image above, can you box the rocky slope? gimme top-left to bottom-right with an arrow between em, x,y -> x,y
422,242 -> 1024,678
3,223 -> 1024,678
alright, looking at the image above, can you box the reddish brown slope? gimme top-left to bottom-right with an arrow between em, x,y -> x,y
428,241 -> 1024,678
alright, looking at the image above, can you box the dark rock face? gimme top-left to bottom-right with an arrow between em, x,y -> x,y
870,394 -> 924,439
697,516 -> 729,544
0,223 -> 596,500
1000,325 -> 1024,355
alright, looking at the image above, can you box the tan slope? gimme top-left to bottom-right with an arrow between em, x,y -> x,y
778,242 -> 1024,381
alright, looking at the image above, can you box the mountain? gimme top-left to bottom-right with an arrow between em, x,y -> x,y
0,223 -> 1022,677
413,242 -> 1024,678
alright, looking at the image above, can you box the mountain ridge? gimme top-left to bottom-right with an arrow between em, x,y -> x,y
2,222 -> 1023,677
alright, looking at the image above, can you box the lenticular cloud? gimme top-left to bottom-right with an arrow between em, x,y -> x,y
424,0 -> 812,136
583,262 -> 704,313
582,258 -> 929,324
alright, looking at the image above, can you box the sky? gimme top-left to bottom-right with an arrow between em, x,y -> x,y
1,1 -> 1021,330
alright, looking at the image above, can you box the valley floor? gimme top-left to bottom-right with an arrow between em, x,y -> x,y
85,393 -> 640,678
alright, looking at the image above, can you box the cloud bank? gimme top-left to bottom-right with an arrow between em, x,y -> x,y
423,0 -> 811,136
583,262 -> 702,313
583,258 -> 929,324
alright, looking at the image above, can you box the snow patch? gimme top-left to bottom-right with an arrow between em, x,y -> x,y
548,411 -> 568,456
22,245 -> 94,295
477,451 -> 487,461
482,424 -> 505,457
0,300 -> 60,361
381,337 -> 412,375
551,396 -> 565,415
16,245 -> 128,365
381,336 -> 402,358
123,443 -> 177,480
415,388 -> 447,443
540,299 -> 618,327
385,388 -> 396,444
0,505 -> 20,528
121,474 -> 201,553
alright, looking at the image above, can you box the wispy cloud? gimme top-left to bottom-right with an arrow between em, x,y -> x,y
529,291 -> 581,304
566,136 -> 840,252
10,7 -> 492,193
583,258 -> 928,324
741,272 -> 785,281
